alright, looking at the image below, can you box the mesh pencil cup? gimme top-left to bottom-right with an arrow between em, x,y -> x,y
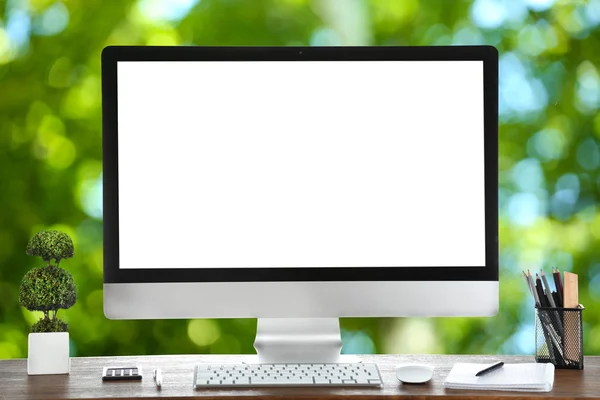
535,305 -> 584,370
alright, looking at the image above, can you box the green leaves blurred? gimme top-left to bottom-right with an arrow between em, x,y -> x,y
1,0 -> 600,357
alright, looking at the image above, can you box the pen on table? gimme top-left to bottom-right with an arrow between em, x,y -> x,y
475,361 -> 504,377
153,369 -> 162,389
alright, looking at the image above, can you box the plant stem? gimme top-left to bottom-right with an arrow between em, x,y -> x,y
43,310 -> 49,321
53,310 -> 57,322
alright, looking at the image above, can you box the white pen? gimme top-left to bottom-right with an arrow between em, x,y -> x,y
153,368 -> 162,389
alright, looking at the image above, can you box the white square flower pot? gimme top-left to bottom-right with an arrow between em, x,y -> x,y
27,332 -> 70,375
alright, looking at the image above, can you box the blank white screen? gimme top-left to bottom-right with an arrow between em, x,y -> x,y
117,61 -> 485,268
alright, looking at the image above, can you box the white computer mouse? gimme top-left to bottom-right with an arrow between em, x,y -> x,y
395,363 -> 434,384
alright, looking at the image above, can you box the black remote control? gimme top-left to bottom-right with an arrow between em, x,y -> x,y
102,366 -> 142,381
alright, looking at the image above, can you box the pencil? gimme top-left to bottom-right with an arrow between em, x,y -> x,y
523,271 -> 533,296
554,267 -> 564,298
540,271 -> 556,308
541,270 -> 564,336
527,270 -> 541,306
535,274 -> 549,307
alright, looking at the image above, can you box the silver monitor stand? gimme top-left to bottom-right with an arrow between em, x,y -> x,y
254,318 -> 346,363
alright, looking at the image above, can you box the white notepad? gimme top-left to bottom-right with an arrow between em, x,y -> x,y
444,363 -> 555,392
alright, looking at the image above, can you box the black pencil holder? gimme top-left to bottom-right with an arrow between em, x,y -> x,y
535,306 -> 584,369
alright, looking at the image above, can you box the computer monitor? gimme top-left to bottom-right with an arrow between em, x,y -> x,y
102,46 -> 498,363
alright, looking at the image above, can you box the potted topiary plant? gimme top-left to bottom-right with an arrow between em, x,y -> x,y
19,230 -> 77,375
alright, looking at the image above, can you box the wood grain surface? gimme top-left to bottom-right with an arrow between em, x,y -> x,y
0,354 -> 598,400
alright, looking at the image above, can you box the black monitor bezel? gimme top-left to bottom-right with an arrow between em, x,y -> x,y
102,45 -> 498,283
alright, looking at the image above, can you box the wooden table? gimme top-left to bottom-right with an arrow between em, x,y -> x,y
0,354 -> 598,399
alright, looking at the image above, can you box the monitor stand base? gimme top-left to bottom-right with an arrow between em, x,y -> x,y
253,318 -> 357,364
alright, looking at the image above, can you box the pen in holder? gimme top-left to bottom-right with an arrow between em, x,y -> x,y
535,305 -> 584,370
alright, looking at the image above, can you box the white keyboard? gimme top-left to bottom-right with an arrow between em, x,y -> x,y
194,363 -> 383,388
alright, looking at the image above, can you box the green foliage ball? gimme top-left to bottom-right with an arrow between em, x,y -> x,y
26,230 -> 74,264
32,318 -> 68,333
19,266 -> 77,312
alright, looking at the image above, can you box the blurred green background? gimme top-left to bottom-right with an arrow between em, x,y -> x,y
2,0 -> 600,358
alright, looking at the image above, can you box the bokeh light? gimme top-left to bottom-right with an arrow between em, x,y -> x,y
1,0 -> 600,359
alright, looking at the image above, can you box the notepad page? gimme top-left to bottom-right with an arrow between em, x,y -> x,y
445,363 -> 554,392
